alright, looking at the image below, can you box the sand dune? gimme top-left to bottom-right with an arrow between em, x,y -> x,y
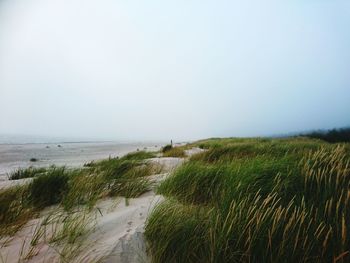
0,153 -> 192,263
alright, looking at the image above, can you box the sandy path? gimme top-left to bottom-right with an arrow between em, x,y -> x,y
90,157 -> 185,263
92,192 -> 163,263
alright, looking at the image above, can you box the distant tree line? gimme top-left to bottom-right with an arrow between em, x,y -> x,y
305,127 -> 350,143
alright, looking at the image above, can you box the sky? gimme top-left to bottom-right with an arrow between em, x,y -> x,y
0,0 -> 349,141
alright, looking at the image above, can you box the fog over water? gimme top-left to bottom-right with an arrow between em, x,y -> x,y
0,0 -> 349,142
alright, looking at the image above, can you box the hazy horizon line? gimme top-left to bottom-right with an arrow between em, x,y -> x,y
1,125 -> 349,144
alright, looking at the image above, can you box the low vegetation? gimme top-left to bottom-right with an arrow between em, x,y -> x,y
0,151 -> 161,237
162,144 -> 173,153
29,167 -> 69,208
162,144 -> 186,158
163,147 -> 186,158
145,137 -> 350,263
0,185 -> 32,235
8,166 -> 48,180
123,150 -> 157,160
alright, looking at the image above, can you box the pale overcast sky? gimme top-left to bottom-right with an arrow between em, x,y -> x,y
0,0 -> 349,141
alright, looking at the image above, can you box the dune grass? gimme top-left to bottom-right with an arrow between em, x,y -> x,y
0,151 -> 160,237
0,185 -> 34,236
0,167 -> 70,235
123,150 -> 157,160
13,207 -> 99,262
145,137 -> 350,263
162,147 -> 186,158
63,152 -> 162,210
8,166 -> 48,180
162,144 -> 173,153
29,167 -> 69,208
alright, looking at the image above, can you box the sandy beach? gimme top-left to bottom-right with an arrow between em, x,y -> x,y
0,141 -> 163,182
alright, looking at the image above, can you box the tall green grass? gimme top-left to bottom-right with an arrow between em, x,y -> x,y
146,200 -> 210,262
0,185 -> 32,235
29,167 -> 69,208
145,138 -> 350,262
0,167 -> 70,235
190,138 -> 325,163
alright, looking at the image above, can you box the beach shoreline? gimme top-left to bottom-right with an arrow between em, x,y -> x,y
0,141 -> 164,181
0,143 -> 192,263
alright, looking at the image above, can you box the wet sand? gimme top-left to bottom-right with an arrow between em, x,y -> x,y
0,142 -> 164,181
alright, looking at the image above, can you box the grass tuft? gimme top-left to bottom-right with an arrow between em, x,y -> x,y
8,167 -> 48,180
28,167 -> 69,208
162,147 -> 186,158
162,144 -> 173,153
123,150 -> 157,160
0,185 -> 33,235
